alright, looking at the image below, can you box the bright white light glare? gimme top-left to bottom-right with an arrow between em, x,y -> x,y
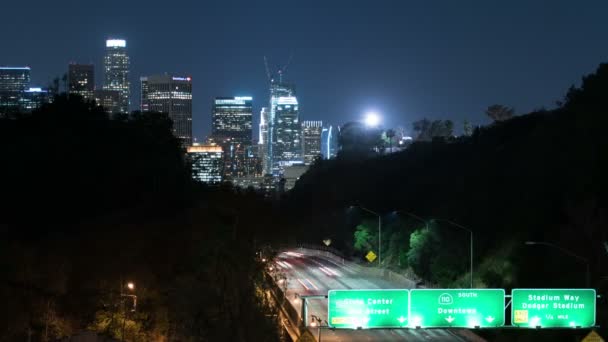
410,316 -> 422,327
127,282 -> 135,290
310,321 -> 317,327
467,317 -> 480,328
106,39 -> 126,47
529,316 -> 541,328
364,112 -> 380,126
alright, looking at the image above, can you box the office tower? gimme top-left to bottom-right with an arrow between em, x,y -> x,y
20,87 -> 51,112
94,89 -> 121,114
211,96 -> 253,145
68,63 -> 95,100
103,39 -> 130,113
211,96 -> 253,177
187,144 -> 223,184
245,144 -> 263,176
301,120 -> 323,165
258,107 -> 269,162
141,75 -> 193,147
273,94 -> 302,171
0,67 -> 31,115
264,80 -> 303,175
321,125 -> 339,159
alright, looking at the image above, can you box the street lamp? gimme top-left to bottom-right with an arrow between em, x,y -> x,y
121,281 -> 137,341
432,218 -> 474,288
349,205 -> 382,265
524,241 -> 591,287
310,315 -> 326,341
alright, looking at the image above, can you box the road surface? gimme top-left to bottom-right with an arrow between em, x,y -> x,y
273,248 -> 478,341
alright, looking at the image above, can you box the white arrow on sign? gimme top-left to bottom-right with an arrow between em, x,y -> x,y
485,316 -> 495,323
397,316 -> 407,324
445,316 -> 455,323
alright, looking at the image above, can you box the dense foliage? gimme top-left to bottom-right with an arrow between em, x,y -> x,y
0,96 -> 282,341
286,63 -> 608,292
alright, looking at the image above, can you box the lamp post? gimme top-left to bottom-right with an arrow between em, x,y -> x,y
525,241 -> 590,287
432,218 -> 474,288
350,205 -> 382,265
121,281 -> 137,341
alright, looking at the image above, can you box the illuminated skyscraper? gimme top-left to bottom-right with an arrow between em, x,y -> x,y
211,96 -> 253,178
258,107 -> 269,169
273,94 -> 301,172
321,125 -> 339,159
19,88 -> 51,112
211,96 -> 253,145
0,67 -> 31,115
302,120 -> 323,165
265,80 -> 302,175
187,144 -> 223,184
140,74 -> 192,147
103,39 -> 130,113
68,63 -> 95,100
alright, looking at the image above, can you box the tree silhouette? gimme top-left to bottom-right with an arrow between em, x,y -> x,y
385,128 -> 396,153
485,104 -> 515,122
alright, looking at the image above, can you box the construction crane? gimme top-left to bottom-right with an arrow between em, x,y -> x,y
264,52 -> 293,83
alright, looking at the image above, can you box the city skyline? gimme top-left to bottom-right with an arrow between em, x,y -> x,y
3,1 -> 607,142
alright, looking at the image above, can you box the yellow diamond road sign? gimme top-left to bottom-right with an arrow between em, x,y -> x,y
365,251 -> 377,262
582,330 -> 605,342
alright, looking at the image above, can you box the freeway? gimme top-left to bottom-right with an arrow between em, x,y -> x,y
273,248 -> 480,342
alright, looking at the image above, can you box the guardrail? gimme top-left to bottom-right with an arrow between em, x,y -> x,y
264,271 -> 303,341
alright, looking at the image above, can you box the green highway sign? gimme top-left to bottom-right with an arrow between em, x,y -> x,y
328,289 -> 409,329
409,289 -> 505,328
511,289 -> 596,328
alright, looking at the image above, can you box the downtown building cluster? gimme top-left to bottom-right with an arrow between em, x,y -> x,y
1,38 -> 341,191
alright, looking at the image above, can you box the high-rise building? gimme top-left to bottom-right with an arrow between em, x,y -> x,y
301,120 -> 323,165
141,75 -> 193,147
273,95 -> 302,172
258,106 -> 269,156
103,39 -> 130,113
211,96 -> 253,145
321,125 -> 339,159
94,89 -> 121,114
0,67 -> 31,115
187,144 -> 223,184
19,88 -> 51,112
211,96 -> 253,178
68,63 -> 95,100
264,81 -> 296,175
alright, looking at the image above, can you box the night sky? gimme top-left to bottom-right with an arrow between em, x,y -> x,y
2,0 -> 607,140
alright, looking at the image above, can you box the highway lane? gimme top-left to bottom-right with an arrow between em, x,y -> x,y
274,248 -> 473,341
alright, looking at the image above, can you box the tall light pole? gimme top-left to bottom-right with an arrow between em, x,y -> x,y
525,241 -> 590,287
121,281 -> 137,341
350,205 -> 382,266
432,218 -> 474,288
